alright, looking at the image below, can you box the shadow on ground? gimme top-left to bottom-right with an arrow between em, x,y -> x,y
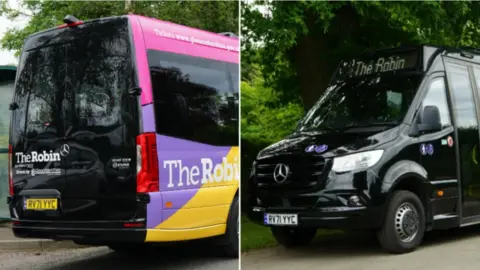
41,239 -> 238,270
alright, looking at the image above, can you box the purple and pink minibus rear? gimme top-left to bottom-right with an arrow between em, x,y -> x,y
7,15 -> 239,257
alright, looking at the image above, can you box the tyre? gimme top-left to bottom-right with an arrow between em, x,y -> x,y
271,227 -> 317,248
377,190 -> 425,254
219,195 -> 239,258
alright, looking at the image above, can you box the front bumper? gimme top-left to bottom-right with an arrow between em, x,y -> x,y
11,220 -> 146,244
247,205 -> 383,229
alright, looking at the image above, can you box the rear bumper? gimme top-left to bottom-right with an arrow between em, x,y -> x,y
11,220 -> 146,244
246,205 -> 383,230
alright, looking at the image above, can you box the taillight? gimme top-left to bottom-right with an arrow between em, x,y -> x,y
8,144 -> 13,196
136,133 -> 159,193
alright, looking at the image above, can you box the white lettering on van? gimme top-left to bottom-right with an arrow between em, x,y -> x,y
163,157 -> 239,189
15,151 -> 61,164
353,56 -> 407,77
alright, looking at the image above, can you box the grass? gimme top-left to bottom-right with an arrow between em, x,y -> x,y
241,215 -> 344,252
241,215 -> 277,252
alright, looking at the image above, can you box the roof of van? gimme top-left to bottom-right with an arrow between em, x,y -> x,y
24,14 -> 238,45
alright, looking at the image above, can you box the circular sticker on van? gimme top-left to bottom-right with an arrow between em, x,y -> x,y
420,144 -> 427,155
315,145 -> 328,153
426,144 -> 434,155
305,145 -> 315,153
447,136 -> 454,147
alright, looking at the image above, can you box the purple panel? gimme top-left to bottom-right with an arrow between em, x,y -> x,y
146,192 -> 163,228
141,104 -> 155,132
145,134 -> 232,227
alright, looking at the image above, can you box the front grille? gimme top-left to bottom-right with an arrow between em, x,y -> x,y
255,154 -> 329,190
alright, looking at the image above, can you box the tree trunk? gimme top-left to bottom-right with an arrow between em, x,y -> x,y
125,0 -> 134,14
291,4 -> 360,111
291,33 -> 330,111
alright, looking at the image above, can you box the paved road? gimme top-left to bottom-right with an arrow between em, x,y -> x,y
0,241 -> 238,270
242,225 -> 480,270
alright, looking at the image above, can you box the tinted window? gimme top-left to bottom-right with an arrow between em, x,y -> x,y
12,18 -> 133,141
298,74 -> 421,132
148,50 -> 238,146
420,78 -> 451,128
13,46 -> 67,139
448,63 -> 477,128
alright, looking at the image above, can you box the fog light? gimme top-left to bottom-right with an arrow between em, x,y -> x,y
348,195 -> 362,207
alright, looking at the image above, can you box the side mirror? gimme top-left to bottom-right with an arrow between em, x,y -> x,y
418,105 -> 442,133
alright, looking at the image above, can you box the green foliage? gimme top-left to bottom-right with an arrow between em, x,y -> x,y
241,72 -> 303,144
242,1 -> 480,108
1,0 -> 239,56
240,71 -> 303,209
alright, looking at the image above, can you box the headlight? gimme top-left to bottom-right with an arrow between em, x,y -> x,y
250,161 -> 257,177
331,150 -> 384,173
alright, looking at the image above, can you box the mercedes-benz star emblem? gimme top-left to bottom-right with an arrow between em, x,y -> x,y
273,163 -> 289,183
59,144 -> 70,157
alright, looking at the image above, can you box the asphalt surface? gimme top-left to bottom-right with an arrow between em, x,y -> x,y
0,241 -> 239,270
242,225 -> 480,270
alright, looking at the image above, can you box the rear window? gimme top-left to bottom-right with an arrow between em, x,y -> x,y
11,18 -> 134,141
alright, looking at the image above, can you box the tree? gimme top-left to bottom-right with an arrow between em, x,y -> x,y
1,0 -> 239,56
242,1 -> 480,109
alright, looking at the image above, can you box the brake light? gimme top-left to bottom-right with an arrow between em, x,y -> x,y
57,21 -> 83,29
123,222 -> 144,228
136,133 -> 159,193
8,144 -> 13,196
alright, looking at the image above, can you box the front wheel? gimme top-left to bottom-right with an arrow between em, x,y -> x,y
377,190 -> 425,254
271,227 -> 317,248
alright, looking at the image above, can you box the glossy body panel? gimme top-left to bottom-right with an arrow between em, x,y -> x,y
248,46 -> 480,232
129,15 -> 240,241
9,14 -> 239,244
9,17 -> 141,223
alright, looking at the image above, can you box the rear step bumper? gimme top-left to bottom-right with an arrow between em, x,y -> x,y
12,223 -> 147,244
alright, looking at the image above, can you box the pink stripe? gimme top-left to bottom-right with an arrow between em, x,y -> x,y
133,15 -> 239,64
129,16 -> 153,105
144,37 -> 238,64
129,15 -> 239,105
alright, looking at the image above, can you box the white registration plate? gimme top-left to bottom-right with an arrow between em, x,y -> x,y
264,213 -> 298,226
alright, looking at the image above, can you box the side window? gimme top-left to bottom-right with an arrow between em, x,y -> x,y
419,78 -> 451,129
448,63 -> 478,129
148,50 -> 238,146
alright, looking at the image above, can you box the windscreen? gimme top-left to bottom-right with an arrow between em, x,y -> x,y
11,18 -> 133,142
297,74 -> 422,133
297,48 -> 423,133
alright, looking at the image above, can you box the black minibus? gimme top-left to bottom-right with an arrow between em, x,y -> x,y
247,46 -> 480,254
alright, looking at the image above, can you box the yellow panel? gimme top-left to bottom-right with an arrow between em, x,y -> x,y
145,224 -> 227,242
156,147 -> 239,230
185,185 -> 238,209
158,204 -> 230,229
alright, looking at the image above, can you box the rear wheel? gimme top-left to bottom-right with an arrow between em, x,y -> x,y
271,227 -> 317,248
219,195 -> 239,258
377,190 -> 425,254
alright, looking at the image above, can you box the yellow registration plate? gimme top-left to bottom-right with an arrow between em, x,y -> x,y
24,198 -> 58,210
